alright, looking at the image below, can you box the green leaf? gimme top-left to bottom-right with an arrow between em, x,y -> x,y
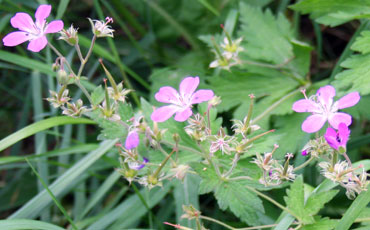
191,162 -> 220,194
284,176 -> 338,225
351,31 -> 370,54
290,0 -> 370,26
0,219 -> 64,230
301,217 -> 337,230
334,185 -> 370,230
91,85 -> 105,106
117,102 -> 134,122
89,111 -> 128,140
214,181 -> 264,226
0,117 -> 96,152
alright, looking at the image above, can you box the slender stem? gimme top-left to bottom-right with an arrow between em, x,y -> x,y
228,176 -> 252,181
206,105 -> 212,134
343,152 -> 352,167
196,217 -> 202,230
75,80 -> 93,105
77,35 -> 97,77
196,142 -> 222,178
223,153 -> 240,178
48,43 -> 75,75
294,156 -> 315,172
75,44 -> 84,63
157,144 -> 177,165
160,140 -> 203,155
245,185 -> 301,222
252,87 -> 305,124
153,148 -> 175,178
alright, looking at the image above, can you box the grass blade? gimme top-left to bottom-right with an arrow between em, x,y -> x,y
8,139 -> 118,219
0,219 -> 64,230
26,158 -> 78,230
0,116 -> 96,152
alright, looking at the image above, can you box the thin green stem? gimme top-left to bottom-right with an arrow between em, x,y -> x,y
252,87 -> 306,124
153,149 -> 176,178
48,43 -> 75,75
294,156 -> 315,172
77,35 -> 97,77
75,80 -> 93,105
223,153 -> 240,178
228,176 -> 252,181
245,185 -> 301,222
343,152 -> 352,167
75,44 -> 84,63
160,140 -> 203,156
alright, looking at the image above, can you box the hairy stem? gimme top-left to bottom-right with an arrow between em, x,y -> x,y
294,156 -> 315,172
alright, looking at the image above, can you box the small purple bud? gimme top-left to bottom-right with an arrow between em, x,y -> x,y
301,150 -> 308,156
269,169 -> 273,177
143,157 -> 149,164
125,131 -> 140,150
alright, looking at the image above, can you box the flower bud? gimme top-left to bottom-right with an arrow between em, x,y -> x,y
57,69 -> 69,85
148,175 -> 158,185
59,25 -> 79,45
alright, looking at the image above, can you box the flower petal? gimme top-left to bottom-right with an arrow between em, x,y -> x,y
27,36 -> 48,52
328,112 -> 352,129
154,86 -> 180,104
191,89 -> 214,104
325,127 -> 339,150
2,31 -> 29,46
301,114 -> 327,133
337,92 -> 361,109
338,122 -> 350,146
317,85 -> 336,106
10,13 -> 35,33
292,99 -> 320,113
151,105 -> 179,122
35,5 -> 51,28
179,76 -> 199,99
174,107 -> 193,122
45,20 -> 64,34
125,131 -> 140,150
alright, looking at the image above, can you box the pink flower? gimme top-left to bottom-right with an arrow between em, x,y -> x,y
151,76 -> 214,122
2,5 -> 64,52
324,123 -> 350,150
125,130 -> 139,150
292,85 -> 360,133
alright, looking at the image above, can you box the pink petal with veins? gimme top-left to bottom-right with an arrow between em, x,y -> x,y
191,89 -> 214,104
337,92 -> 360,109
151,105 -> 179,122
328,112 -> 352,129
292,99 -> 320,113
2,31 -> 29,46
45,20 -> 64,33
27,36 -> 47,52
179,76 -> 199,99
155,86 -> 180,104
302,114 -> 327,133
35,5 -> 51,27
317,85 -> 336,106
10,13 -> 35,32
174,107 -> 193,122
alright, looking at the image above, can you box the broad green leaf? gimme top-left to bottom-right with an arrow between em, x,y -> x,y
0,117 -> 96,152
290,0 -> 370,26
9,139 -> 118,219
301,217 -> 337,230
351,31 -> 370,54
284,176 -> 338,225
214,181 -> 264,226
117,102 -> 134,122
89,111 -> 128,140
190,162 -> 220,194
91,85 -> 105,106
0,219 -> 64,230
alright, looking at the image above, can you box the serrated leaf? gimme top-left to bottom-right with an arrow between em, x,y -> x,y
333,53 -> 370,96
301,217 -> 337,230
351,31 -> 370,54
117,102 -> 134,122
190,162 -> 220,194
89,111 -> 127,140
290,0 -> 370,26
285,176 -> 338,225
214,181 -> 264,226
91,85 -> 105,106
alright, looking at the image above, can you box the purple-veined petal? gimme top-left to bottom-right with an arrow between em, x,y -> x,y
27,36 -> 47,52
45,20 -> 64,34
325,127 -> 340,150
301,114 -> 327,133
179,76 -> 199,99
317,85 -> 336,107
292,99 -> 320,113
338,122 -> 350,146
174,107 -> 193,122
337,92 -> 360,109
2,31 -> 29,46
10,13 -> 35,33
328,112 -> 352,129
35,5 -> 51,28
191,89 -> 214,104
125,131 -> 140,150
151,105 -> 179,122
154,86 -> 180,104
